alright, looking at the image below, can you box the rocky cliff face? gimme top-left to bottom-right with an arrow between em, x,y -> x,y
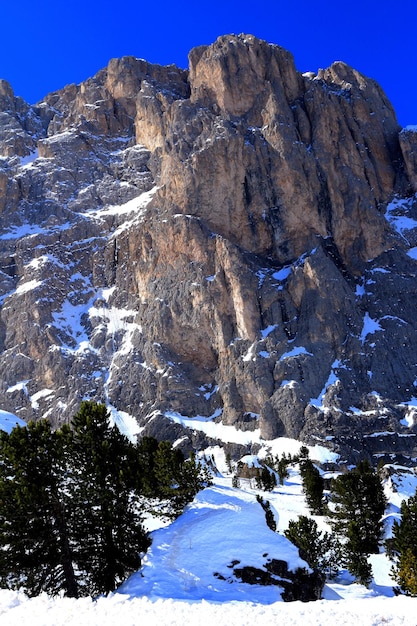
1,34 -> 416,463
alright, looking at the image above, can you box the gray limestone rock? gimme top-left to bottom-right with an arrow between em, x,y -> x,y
0,34 -> 416,463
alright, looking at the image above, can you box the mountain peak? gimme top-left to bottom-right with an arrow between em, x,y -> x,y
0,36 -> 416,464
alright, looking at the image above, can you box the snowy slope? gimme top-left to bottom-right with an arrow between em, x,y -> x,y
2,443 -> 417,624
0,409 -> 27,433
119,477 -> 307,603
120,445 -> 414,604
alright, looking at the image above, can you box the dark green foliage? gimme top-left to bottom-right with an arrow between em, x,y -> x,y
232,474 -> 240,488
297,446 -> 310,463
284,515 -> 341,578
273,452 -> 290,486
148,441 -> 212,517
345,550 -> 373,587
69,401 -> 150,596
255,466 -> 277,491
331,460 -> 387,554
300,459 -> 325,515
330,460 -> 387,586
264,505 -> 276,532
263,453 -> 290,486
276,456 -> 290,485
0,420 -> 78,597
387,491 -> 417,595
135,435 -> 160,496
256,495 -> 277,531
173,451 -> 212,513
153,440 -> 185,497
0,401 -> 210,597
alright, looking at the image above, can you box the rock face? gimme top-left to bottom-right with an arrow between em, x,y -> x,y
232,559 -> 325,602
0,34 -> 417,463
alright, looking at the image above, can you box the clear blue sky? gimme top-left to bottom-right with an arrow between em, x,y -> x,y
1,0 -> 415,127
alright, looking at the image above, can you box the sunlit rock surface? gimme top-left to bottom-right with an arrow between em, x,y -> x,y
0,34 -> 416,463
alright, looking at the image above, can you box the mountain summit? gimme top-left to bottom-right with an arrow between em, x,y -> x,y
0,34 -> 416,463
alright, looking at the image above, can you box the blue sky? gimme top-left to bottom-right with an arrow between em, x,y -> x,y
1,0 -> 415,126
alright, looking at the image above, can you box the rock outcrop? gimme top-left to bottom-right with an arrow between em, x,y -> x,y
0,34 -> 416,463
232,558 -> 325,602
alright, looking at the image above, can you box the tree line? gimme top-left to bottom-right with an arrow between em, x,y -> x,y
0,401 -> 211,598
250,447 -> 417,595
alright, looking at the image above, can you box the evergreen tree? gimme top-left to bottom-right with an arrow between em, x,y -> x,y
135,435 -> 160,496
153,441 -> 211,516
232,473 -> 240,488
0,420 -> 78,597
69,401 -> 150,596
276,455 -> 290,485
392,548 -> 417,596
300,458 -> 325,515
0,402 -> 212,597
153,440 -> 185,499
330,460 -> 387,586
174,451 -> 212,511
256,495 -> 277,531
344,548 -> 373,587
387,492 -> 417,596
284,515 -> 341,577
297,446 -> 310,463
255,466 -> 277,491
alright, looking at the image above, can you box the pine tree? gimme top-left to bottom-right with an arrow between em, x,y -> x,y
330,460 -> 387,586
276,455 -> 290,485
300,458 -> 325,515
0,402 -> 212,597
387,492 -> 417,596
256,495 -> 277,531
345,548 -> 373,587
0,420 -> 78,597
284,515 -> 341,577
153,440 -> 185,499
152,441 -> 212,516
255,466 -> 277,491
175,451 -> 212,511
69,401 -> 150,596
297,446 -> 310,463
232,474 -> 240,488
393,548 -> 417,596
135,435 -> 160,496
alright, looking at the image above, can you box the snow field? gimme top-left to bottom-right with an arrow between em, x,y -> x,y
0,591 -> 416,626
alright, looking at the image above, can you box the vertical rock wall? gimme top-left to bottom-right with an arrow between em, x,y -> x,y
0,34 -> 416,463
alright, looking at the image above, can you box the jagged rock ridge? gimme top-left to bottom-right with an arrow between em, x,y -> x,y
0,34 -> 417,463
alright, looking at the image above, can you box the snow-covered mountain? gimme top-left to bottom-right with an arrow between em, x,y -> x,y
1,34 -> 417,465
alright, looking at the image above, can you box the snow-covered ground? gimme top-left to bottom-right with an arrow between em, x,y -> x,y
0,409 -> 27,433
1,444 -> 417,624
0,591 -> 415,626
